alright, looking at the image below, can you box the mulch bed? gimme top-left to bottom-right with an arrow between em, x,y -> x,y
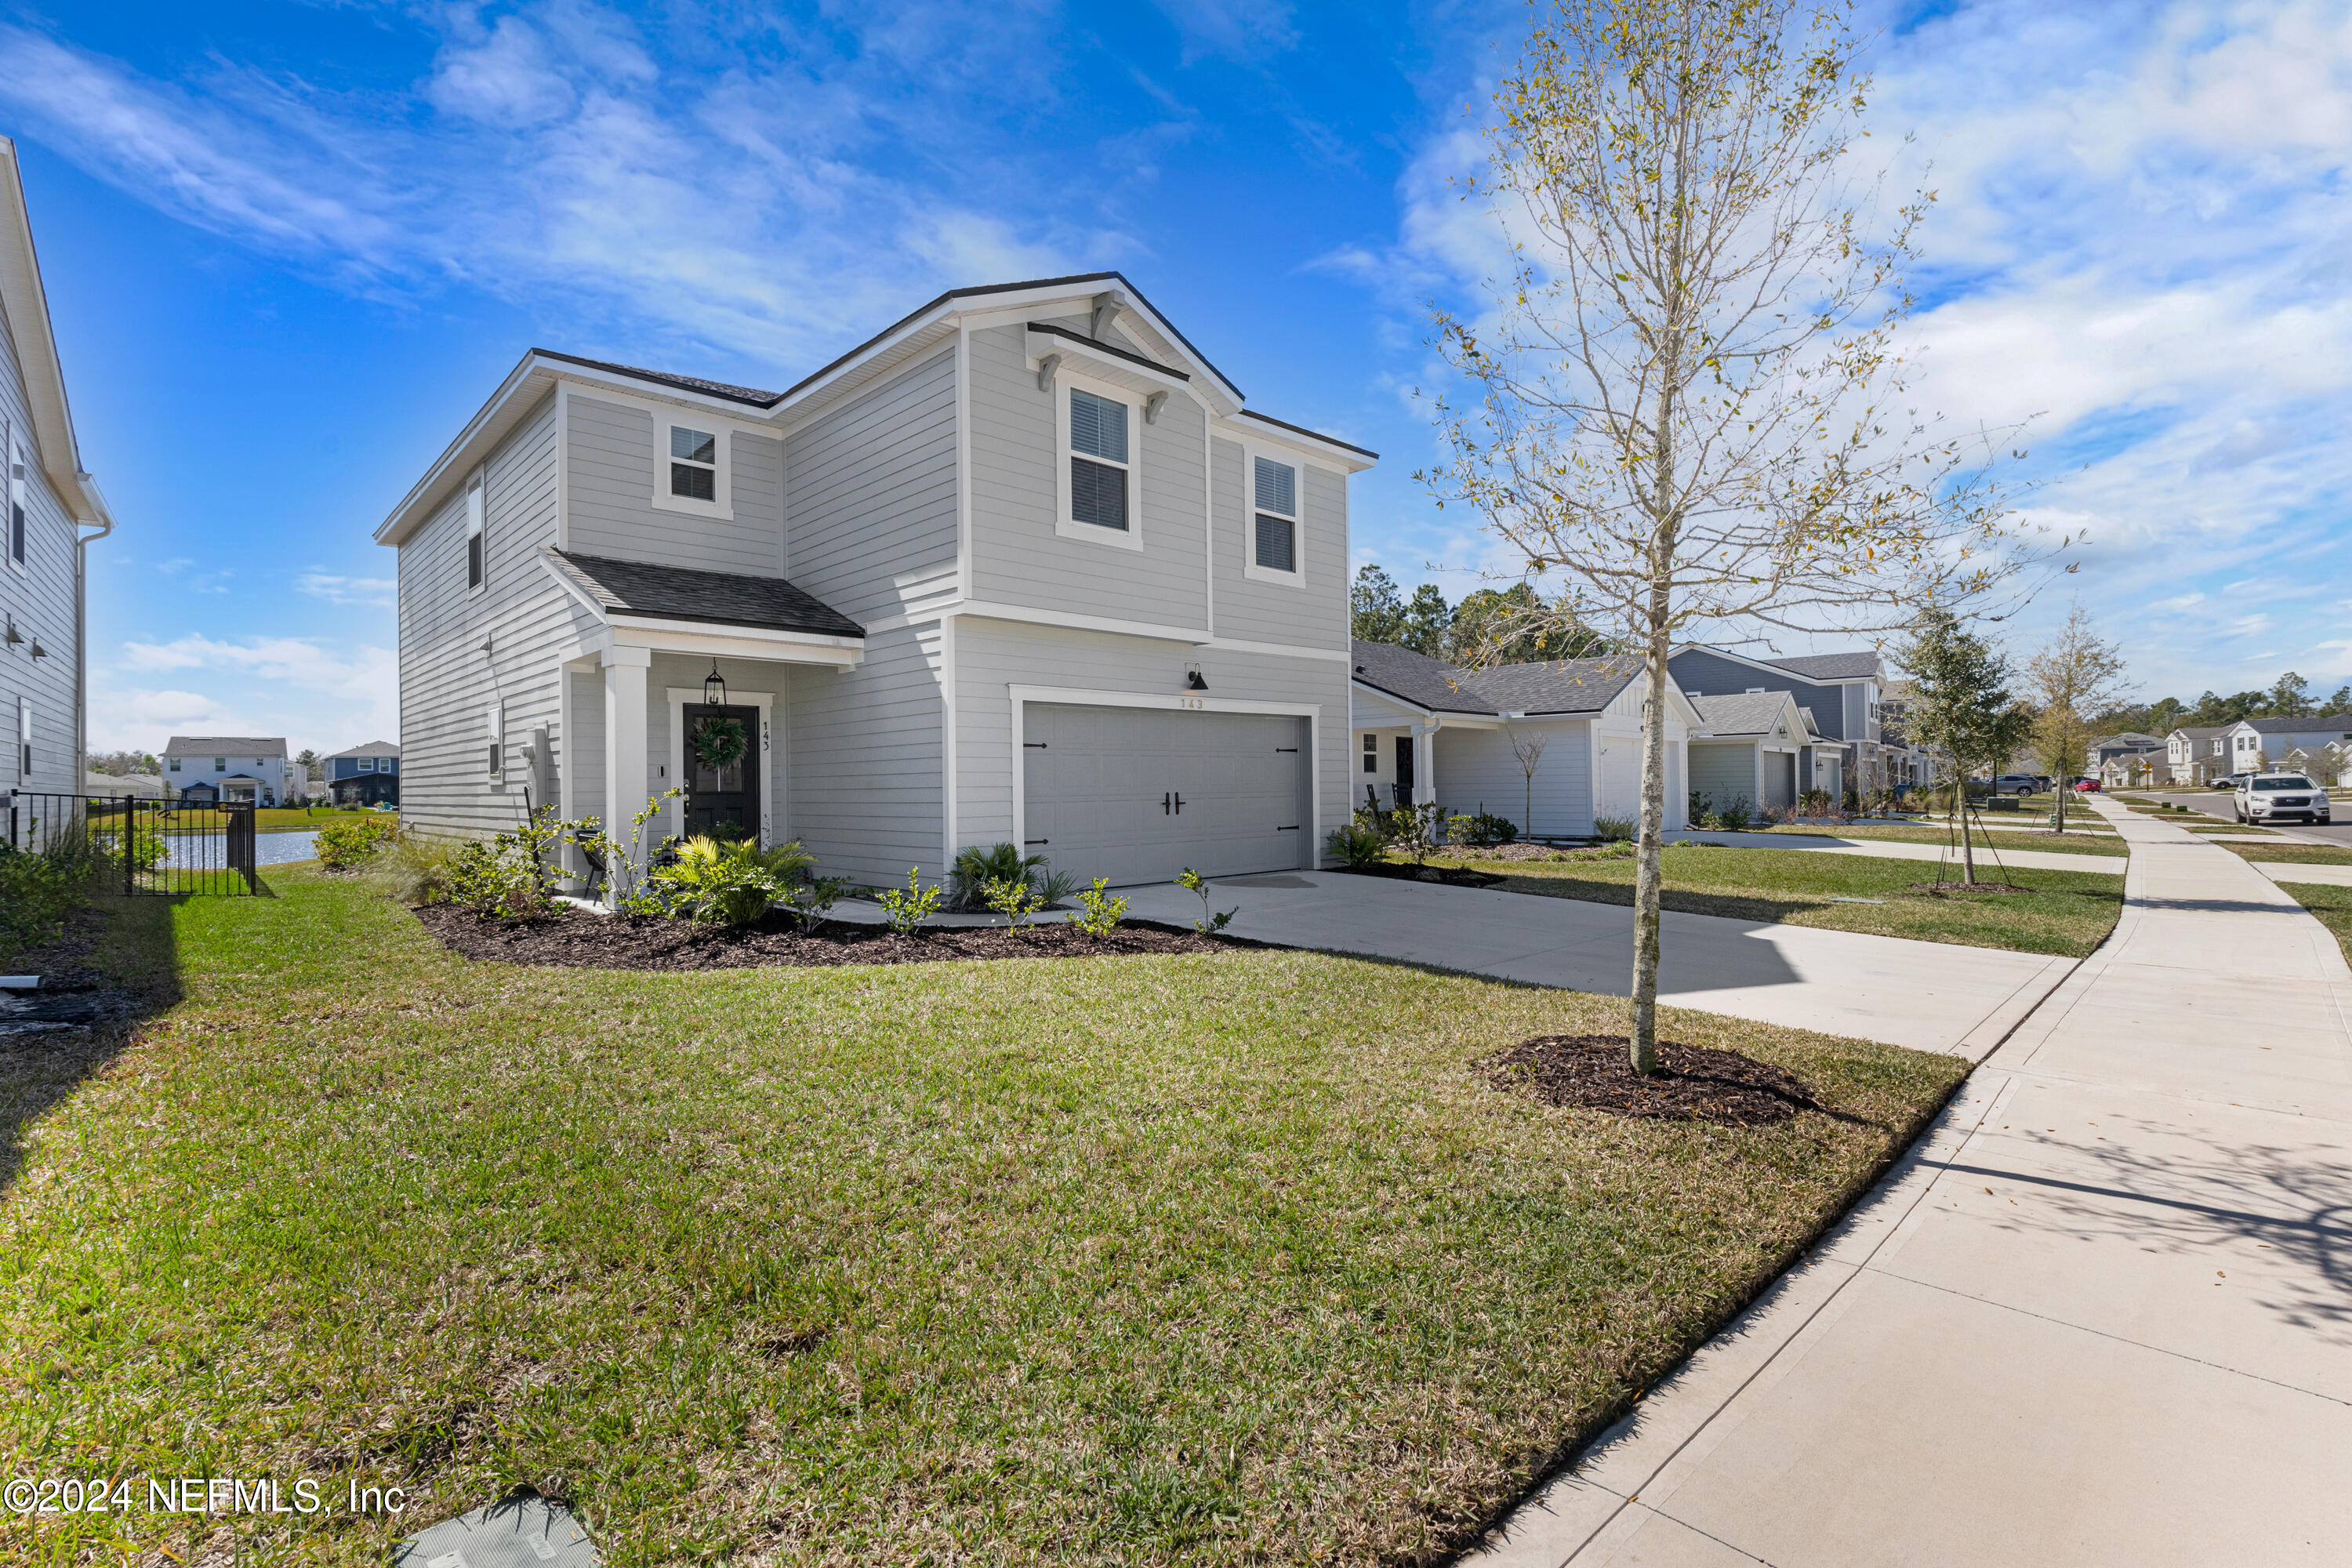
1484,1033 -> 1828,1126
1904,880 -> 2034,896
1338,862 -> 1509,887
411,904 -> 1245,971
0,909 -> 144,1037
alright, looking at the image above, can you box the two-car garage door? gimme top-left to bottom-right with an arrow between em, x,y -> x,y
1022,703 -> 1311,887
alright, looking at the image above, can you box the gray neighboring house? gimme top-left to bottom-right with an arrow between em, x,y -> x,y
1666,644 -> 1936,797
1686,691 -> 1822,814
2089,731 -> 2164,788
1346,640 -> 1699,837
378,274 -> 1375,887
0,136 -> 117,815
2165,726 -> 2234,785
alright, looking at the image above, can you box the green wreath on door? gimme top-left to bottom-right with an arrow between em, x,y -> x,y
691,716 -> 750,772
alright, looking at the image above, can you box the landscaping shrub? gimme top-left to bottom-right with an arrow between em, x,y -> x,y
1592,813 -> 1637,841
655,836 -> 815,925
369,834 -> 464,906
1073,877 -> 1128,937
948,842 -> 1046,911
877,867 -> 942,934
315,813 -> 399,870
0,833 -> 101,955
1325,818 -> 1389,869
1703,797 -> 1755,832
1447,810 -> 1520,847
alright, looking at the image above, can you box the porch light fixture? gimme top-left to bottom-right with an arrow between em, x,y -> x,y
2,615 -> 18,646
1185,670 -> 1208,692
28,641 -> 45,660
703,659 -> 728,707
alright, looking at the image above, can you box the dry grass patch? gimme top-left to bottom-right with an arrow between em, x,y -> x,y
0,871 -> 1964,1566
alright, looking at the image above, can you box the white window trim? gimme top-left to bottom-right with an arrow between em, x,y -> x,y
6,431 -> 26,579
488,701 -> 505,779
465,477 -> 487,597
1240,443 -> 1305,588
1053,365 -> 1144,553
652,420 -> 732,520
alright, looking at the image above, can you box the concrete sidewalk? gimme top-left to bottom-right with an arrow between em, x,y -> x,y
1468,794 -> 2352,1566
1116,871 -> 2071,1055
1668,829 -> 2125,875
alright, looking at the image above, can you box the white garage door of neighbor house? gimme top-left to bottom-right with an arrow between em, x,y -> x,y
1022,703 -> 1311,887
1599,735 -> 1640,822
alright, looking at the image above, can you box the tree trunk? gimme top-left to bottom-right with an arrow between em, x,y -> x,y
1959,779 -> 1977,886
1526,773 -> 1534,838
1629,625 -> 1671,1076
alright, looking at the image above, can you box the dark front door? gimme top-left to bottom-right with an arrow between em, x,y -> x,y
681,704 -> 760,841
1396,735 -> 1416,796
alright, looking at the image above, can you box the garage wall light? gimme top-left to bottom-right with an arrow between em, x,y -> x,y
1185,670 -> 1208,692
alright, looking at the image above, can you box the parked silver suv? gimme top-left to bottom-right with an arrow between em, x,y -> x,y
2234,773 -> 2332,825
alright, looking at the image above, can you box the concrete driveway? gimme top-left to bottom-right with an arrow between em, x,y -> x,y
1468,793 -> 2352,1567
1116,870 -> 2071,1055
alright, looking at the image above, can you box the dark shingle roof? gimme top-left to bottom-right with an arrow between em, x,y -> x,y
2240,713 -> 2352,735
1762,651 -> 1880,681
326,740 -> 401,760
533,350 -> 782,406
544,549 -> 865,638
1690,692 -> 1795,736
1348,641 -> 1638,717
164,736 -> 287,757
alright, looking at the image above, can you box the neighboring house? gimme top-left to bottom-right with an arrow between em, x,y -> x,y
162,737 -> 299,806
2088,731 -> 2164,776
1686,691 -> 1826,814
83,769 -> 163,799
1347,640 -> 1697,837
378,274 -> 1374,887
2165,726 -> 2236,785
2220,715 -> 2352,775
0,137 -> 118,806
323,740 -> 401,807
1665,645 -> 1934,797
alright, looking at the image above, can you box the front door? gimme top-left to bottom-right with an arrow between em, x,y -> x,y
681,703 -> 760,842
1396,734 -> 1416,800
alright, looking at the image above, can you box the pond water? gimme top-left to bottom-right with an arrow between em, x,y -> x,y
155,830 -> 321,869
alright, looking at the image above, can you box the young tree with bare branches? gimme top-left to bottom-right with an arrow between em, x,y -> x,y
2024,605 -> 2127,833
1425,0 -> 2043,1073
1507,724 -> 1551,834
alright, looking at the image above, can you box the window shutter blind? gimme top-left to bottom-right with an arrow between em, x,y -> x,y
1070,389 -> 1127,463
1254,456 -> 1295,517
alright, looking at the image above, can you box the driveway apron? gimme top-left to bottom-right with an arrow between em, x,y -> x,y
1465,793 -> 2352,1567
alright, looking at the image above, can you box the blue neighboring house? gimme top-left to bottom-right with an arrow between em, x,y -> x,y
324,740 -> 400,807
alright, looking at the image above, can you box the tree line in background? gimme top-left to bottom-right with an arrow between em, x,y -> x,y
2089,673 -> 2352,737
1349,565 -> 1615,663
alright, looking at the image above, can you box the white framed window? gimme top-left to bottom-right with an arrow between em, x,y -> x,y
212,756 -> 226,771
1053,369 -> 1142,550
652,420 -> 731,518
7,428 -> 24,575
487,702 -> 505,778
15,698 -> 27,779
465,478 -> 486,593
1242,448 -> 1302,585
358,757 -> 376,773
169,757 -> 181,772
1362,732 -> 1377,773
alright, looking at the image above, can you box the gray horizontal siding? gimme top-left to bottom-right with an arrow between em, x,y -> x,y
0,300 -> 85,792
1431,723 -> 1595,838
1669,649 -> 1848,741
1206,436 -> 1348,651
965,322 -> 1210,629
566,394 -> 783,576
786,625 -> 946,884
784,346 -> 959,624
1688,742 -> 1758,812
398,390 -> 580,837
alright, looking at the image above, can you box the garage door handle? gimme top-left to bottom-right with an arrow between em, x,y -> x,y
1162,792 -> 1171,815
1024,838 -> 1048,845
1173,793 -> 1185,815
1277,824 -> 1300,830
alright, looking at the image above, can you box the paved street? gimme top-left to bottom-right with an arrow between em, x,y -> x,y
1466,793 -> 2352,1567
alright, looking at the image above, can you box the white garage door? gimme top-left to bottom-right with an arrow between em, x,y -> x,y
1598,733 -> 1640,822
1022,703 -> 1310,887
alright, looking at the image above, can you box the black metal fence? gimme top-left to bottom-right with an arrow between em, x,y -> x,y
5,792 -> 256,895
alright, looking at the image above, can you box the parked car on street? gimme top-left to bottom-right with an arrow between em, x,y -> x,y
2234,774 -> 2332,825
2074,777 -> 2101,793
2215,773 -> 2250,793
1991,775 -> 2039,795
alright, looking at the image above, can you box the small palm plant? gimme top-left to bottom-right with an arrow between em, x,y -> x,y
657,836 -> 814,925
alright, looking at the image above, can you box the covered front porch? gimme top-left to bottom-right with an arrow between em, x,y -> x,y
539,549 -> 867,874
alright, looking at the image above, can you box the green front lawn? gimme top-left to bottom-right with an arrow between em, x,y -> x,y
0,871 -> 1965,1566
2285,883 -> 2352,964
2219,842 -> 2352,866
1751,822 -> 2128,855
1450,845 -> 2125,957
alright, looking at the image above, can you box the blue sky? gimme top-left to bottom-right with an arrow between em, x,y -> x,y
3,0 -> 2347,755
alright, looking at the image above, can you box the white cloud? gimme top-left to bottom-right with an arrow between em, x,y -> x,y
96,634 -> 398,756
296,572 -> 397,608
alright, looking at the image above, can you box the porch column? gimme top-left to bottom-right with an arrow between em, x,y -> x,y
1414,717 -> 1440,808
602,644 -> 652,869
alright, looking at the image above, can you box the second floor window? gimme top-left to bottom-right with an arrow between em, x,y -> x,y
1253,456 -> 1298,575
1069,389 -> 1129,531
671,426 -> 717,501
466,480 -> 485,590
8,435 -> 24,569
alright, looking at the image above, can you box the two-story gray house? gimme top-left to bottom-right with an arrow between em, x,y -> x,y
378,274 -> 1373,887
1666,645 -> 1926,799
1,136 -> 117,813
323,740 -> 401,807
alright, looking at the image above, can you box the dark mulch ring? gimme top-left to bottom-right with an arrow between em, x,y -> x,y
1338,862 -> 1508,887
410,903 -> 1247,971
1904,880 -> 2034,897
1484,1033 -> 1829,1126
0,909 -> 143,1036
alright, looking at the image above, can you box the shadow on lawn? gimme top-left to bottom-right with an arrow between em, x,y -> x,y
0,893 -> 183,1200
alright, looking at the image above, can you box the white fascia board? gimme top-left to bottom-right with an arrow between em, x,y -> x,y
1023,325 -> 1193,394
607,615 -> 863,666
953,288 -> 1245,411
1214,411 -> 1376,474
0,137 -> 95,519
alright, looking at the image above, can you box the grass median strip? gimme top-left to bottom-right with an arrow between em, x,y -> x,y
1747,823 -> 2129,855
2220,842 -> 2352,866
1448,844 -> 2124,957
0,869 -> 1965,1566
2283,882 -> 2352,964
